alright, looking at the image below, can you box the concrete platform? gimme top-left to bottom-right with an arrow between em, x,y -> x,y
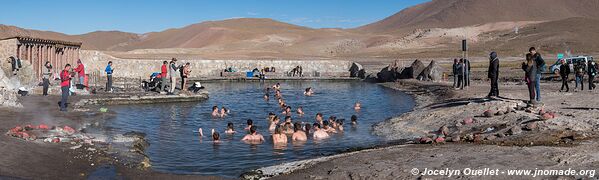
74,92 -> 209,108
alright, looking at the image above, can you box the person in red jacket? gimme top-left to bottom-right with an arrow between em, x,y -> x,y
60,64 -> 72,112
74,59 -> 85,85
161,61 -> 168,92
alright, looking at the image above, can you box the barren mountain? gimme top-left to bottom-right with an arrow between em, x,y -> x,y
356,0 -> 599,34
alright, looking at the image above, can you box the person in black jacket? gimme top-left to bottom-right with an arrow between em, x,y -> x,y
457,59 -> 464,90
488,52 -> 500,97
522,54 -> 537,104
464,58 -> 471,87
452,59 -> 458,88
559,59 -> 570,92
588,61 -> 597,90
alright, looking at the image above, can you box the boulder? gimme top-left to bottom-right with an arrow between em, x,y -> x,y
508,126 -> 523,135
483,110 -> 495,117
349,62 -> 366,78
364,73 -> 378,83
417,60 -> 444,81
399,59 -> 426,79
376,66 -> 396,82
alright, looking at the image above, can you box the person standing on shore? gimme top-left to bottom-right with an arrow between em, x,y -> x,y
105,61 -> 114,92
42,61 -> 52,96
160,61 -> 168,92
528,47 -> 545,102
559,59 -> 570,92
59,64 -> 72,112
575,61 -> 585,91
522,54 -> 537,104
456,59 -> 464,90
181,62 -> 191,91
452,59 -> 458,88
588,61 -> 597,90
168,58 -> 179,94
74,59 -> 85,86
464,58 -> 471,87
487,52 -> 500,97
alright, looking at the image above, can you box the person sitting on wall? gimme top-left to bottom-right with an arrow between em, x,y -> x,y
271,67 -> 276,72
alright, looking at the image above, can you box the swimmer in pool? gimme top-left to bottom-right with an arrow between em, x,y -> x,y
198,128 -> 220,143
272,125 -> 288,144
225,122 -> 236,134
241,126 -> 265,143
245,119 -> 253,131
292,122 -> 307,141
264,93 -> 269,101
220,106 -> 229,117
267,112 -> 276,122
328,116 -> 337,128
354,102 -> 361,111
336,119 -> 345,132
315,113 -> 324,126
304,123 -> 312,134
351,115 -> 358,125
269,116 -> 280,132
323,120 -> 337,133
211,106 -> 220,117
312,123 -> 329,139
297,106 -> 304,115
272,83 -> 281,91
304,87 -> 313,96
282,106 -> 292,115
282,116 -> 294,134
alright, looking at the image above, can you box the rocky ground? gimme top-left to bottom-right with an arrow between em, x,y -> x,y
268,79 -> 599,180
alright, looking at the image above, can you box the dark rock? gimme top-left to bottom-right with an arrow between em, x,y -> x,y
364,73 -> 378,83
417,60 -> 444,81
349,62 -> 365,78
399,59 -> 426,79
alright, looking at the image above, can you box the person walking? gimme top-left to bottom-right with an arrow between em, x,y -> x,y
168,58 -> 179,94
74,59 -> 85,86
452,59 -> 458,88
105,61 -> 114,92
59,64 -> 72,112
160,61 -> 168,92
464,58 -> 471,87
42,61 -> 52,96
528,47 -> 545,102
559,59 -> 570,92
588,61 -> 597,90
575,61 -> 585,91
488,52 -> 500,97
522,54 -> 537,104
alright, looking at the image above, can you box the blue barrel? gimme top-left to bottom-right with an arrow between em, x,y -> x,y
246,71 -> 254,78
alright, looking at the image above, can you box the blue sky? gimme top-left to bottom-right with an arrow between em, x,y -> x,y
0,0 -> 427,35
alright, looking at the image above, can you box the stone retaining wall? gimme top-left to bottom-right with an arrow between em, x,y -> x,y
80,50 -> 353,80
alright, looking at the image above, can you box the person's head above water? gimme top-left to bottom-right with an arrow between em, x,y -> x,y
285,116 -> 291,122
351,115 -> 358,123
212,106 -> 218,111
323,120 -> 330,127
274,125 -> 283,135
313,123 -> 321,130
247,119 -> 253,126
227,122 -> 234,130
212,132 -> 220,141
316,113 -> 323,119
336,119 -> 345,126
294,122 -> 302,132
250,126 -> 257,134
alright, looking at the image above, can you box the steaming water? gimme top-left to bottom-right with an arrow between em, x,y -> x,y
103,80 -> 414,178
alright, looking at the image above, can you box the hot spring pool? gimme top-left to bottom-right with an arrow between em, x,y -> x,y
103,80 -> 414,178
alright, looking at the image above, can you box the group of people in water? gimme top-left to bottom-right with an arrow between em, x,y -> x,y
199,82 -> 360,146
